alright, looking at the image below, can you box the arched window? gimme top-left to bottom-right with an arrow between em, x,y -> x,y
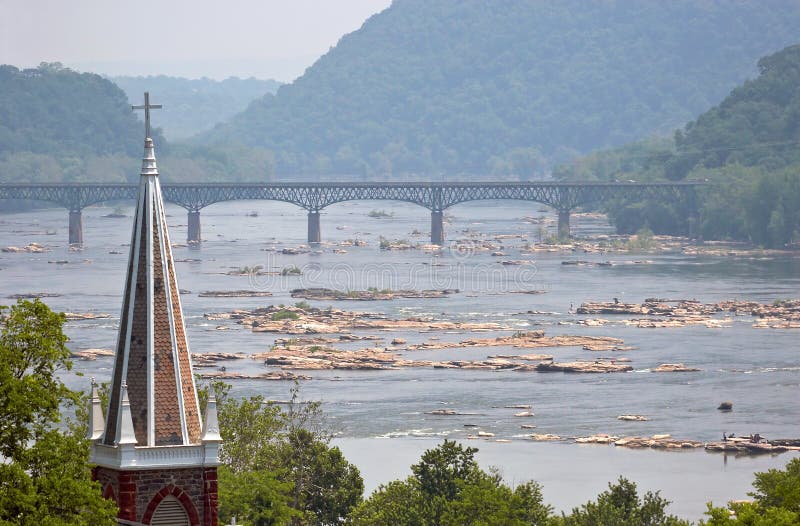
150,495 -> 189,526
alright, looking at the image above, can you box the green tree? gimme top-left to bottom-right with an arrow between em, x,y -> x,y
348,440 -> 553,526
559,477 -> 689,526
702,458 -> 800,525
218,465 -> 299,526
0,299 -> 117,525
196,380 -> 363,525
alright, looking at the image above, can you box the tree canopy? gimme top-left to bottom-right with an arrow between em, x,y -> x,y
198,381 -> 364,525
0,299 -> 117,525
348,439 -> 553,525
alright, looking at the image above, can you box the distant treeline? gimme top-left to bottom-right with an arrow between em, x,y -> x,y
111,75 -> 280,140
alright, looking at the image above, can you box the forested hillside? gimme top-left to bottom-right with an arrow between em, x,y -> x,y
203,0 -> 800,177
556,45 -> 800,248
112,75 -> 280,139
0,64 -> 274,184
0,63 -> 163,158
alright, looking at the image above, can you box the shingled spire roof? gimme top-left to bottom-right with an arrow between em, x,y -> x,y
102,123 -> 202,448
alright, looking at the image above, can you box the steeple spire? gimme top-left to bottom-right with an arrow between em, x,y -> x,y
101,96 -> 202,447
91,93 -> 219,526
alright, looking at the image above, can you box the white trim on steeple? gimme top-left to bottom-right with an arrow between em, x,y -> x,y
88,377 -> 105,441
118,383 -> 138,446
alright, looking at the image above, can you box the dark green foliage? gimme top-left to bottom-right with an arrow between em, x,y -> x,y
0,299 -> 118,524
702,458 -> 800,525
0,299 -> 73,459
202,0 -> 800,177
111,75 -> 280,140
0,63 -> 163,160
218,465 -> 299,526
558,477 -> 690,526
197,381 -> 363,525
0,63 -> 275,184
749,458 -> 800,512
348,439 -> 553,525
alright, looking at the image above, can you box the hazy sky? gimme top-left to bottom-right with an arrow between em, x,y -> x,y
0,0 -> 392,81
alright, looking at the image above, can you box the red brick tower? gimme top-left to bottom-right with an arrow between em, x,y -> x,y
89,93 -> 220,526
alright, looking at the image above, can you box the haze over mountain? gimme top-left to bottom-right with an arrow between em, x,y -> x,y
0,62 -> 165,183
111,76 -> 281,140
556,44 -> 800,247
203,0 -> 800,178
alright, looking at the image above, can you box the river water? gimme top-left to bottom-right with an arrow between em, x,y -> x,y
1,199 -> 798,521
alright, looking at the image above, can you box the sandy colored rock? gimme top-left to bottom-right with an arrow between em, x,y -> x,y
290,287 -> 458,301
199,290 -> 274,297
530,433 -> 562,441
64,312 -> 111,320
2,242 -> 48,253
536,361 -> 633,373
652,363 -> 701,373
199,370 -> 310,380
71,348 -> 115,360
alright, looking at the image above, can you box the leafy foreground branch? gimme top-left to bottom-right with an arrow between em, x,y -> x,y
0,299 -> 117,525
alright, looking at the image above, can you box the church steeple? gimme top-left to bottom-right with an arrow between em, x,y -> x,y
91,93 -> 219,526
102,99 -> 202,447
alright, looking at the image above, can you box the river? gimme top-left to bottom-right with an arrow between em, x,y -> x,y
1,199 -> 798,521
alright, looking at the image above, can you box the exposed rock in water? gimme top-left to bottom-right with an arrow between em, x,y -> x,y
612,435 -> 703,450
617,415 -> 649,421
718,401 -> 733,412
705,438 -> 792,454
64,312 -> 111,320
583,343 -> 635,352
199,290 -> 274,298
2,243 -> 48,253
71,348 -> 115,360
7,292 -> 61,299
530,434 -> 562,441
214,304 -> 512,334
191,352 -> 248,367
290,287 -> 458,301
652,363 -> 701,373
199,371 -> 310,381
407,332 -> 623,351
490,354 -> 553,361
427,409 -> 458,415
536,361 -> 633,373
576,298 -> 799,329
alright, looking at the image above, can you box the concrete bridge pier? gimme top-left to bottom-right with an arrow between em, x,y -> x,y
69,209 -> 83,245
557,209 -> 571,240
308,210 -> 321,244
187,210 -> 201,244
431,210 -> 445,245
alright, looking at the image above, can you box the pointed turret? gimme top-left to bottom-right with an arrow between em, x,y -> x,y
101,125 -> 202,448
87,378 -> 105,441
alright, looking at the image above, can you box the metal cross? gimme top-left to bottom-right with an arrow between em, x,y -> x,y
131,92 -> 162,139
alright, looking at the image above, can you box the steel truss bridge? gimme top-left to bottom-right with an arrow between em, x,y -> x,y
0,181 -> 703,245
